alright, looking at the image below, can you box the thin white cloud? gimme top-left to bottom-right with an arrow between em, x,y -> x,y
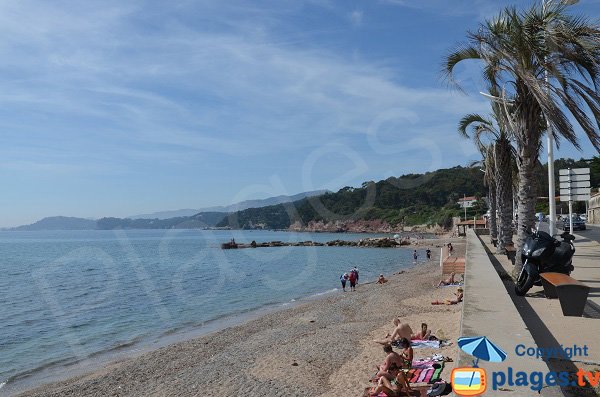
0,0 -> 499,187
349,10 -> 363,26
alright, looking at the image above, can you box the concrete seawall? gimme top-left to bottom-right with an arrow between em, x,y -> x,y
459,230 -> 555,396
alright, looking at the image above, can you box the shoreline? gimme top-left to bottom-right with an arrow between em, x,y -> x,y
4,247 -> 426,396
13,241 -> 464,397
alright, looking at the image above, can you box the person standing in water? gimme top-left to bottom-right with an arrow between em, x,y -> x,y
340,273 -> 348,292
348,269 -> 357,291
413,250 -> 418,262
426,249 -> 431,260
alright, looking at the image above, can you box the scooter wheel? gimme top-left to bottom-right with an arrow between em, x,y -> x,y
515,268 -> 535,296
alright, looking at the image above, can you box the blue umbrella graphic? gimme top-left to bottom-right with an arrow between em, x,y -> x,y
458,336 -> 507,387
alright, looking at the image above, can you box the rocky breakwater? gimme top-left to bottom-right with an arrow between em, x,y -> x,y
221,237 -> 410,249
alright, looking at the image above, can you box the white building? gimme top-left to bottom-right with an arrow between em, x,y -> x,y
457,196 -> 478,208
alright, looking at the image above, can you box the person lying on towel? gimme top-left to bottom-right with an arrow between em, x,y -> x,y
431,287 -> 463,305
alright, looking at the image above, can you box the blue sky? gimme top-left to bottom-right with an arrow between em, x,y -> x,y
1,0 -> 599,227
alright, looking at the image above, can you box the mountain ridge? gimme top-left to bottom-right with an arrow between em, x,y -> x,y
127,190 -> 329,219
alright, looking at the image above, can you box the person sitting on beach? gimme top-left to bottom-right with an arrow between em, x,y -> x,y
373,318 -> 413,346
432,287 -> 464,305
375,344 -> 404,381
377,274 -> 388,284
391,337 -> 413,369
411,323 -> 432,340
436,272 -> 456,288
370,370 -> 412,396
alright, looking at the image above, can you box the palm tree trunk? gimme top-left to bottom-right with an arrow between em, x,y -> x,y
495,136 -> 513,254
513,141 -> 538,277
488,187 -> 498,242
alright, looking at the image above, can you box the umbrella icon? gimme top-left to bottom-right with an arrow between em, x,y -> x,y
458,336 -> 507,367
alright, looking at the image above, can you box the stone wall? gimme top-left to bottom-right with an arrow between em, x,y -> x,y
589,193 -> 600,224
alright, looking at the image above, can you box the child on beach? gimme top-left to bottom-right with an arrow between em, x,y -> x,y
377,274 -> 388,284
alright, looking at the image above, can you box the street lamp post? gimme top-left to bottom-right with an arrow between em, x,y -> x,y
544,0 -> 579,236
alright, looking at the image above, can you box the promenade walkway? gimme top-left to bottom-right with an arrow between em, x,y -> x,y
467,227 -> 600,396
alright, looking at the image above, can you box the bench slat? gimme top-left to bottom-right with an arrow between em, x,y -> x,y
539,272 -> 590,316
540,272 -> 586,287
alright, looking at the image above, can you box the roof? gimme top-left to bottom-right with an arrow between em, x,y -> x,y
458,196 -> 477,201
456,219 -> 487,226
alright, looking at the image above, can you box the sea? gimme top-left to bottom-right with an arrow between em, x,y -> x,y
0,229 -> 426,395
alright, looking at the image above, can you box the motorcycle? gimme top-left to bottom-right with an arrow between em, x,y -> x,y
514,217 -> 576,296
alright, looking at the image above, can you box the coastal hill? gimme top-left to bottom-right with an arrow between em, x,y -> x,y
10,216 -> 97,231
5,190 -> 328,231
96,212 -> 227,230
127,190 -> 329,219
217,166 -> 487,231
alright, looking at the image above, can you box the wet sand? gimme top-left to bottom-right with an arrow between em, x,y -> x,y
17,244 -> 464,397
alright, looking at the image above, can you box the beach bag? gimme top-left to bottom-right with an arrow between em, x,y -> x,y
427,381 -> 452,396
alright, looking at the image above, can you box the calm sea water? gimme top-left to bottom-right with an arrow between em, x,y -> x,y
0,229 -> 422,394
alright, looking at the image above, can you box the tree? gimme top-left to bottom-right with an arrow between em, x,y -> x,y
458,105 -> 515,254
444,3 -> 600,276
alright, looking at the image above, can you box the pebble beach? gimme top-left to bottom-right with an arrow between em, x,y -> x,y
17,243 -> 464,397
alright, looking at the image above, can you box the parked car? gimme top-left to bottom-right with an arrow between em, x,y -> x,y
579,214 -> 588,222
563,216 -> 586,231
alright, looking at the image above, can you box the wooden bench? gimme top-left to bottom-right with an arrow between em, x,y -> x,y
540,272 -> 590,317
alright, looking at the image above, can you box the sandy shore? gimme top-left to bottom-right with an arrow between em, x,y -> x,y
17,244 -> 464,397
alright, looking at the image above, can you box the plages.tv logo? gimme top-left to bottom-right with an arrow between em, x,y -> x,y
451,336 -> 506,396
452,336 -> 600,395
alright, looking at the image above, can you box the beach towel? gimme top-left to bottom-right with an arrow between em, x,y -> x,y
411,359 -> 436,369
405,362 -> 444,384
439,282 -> 463,288
411,340 -> 441,349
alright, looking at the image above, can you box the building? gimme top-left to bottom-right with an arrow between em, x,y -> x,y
457,196 -> 478,208
589,192 -> 600,224
455,218 -> 488,236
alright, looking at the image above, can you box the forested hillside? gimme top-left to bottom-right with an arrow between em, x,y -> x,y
218,166 -> 487,229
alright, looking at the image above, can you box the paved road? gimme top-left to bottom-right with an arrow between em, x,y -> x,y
577,223 -> 600,242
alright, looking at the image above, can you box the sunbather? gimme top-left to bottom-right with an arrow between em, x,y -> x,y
436,272 -> 456,287
370,371 -> 412,396
411,322 -> 432,340
377,274 -> 388,284
432,287 -> 463,305
390,337 -> 413,369
375,344 -> 404,380
373,318 -> 413,345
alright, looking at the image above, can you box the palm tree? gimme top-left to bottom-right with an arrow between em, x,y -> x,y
458,110 -> 515,254
444,3 -> 600,276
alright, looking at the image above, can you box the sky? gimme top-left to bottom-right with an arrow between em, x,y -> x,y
1,0 -> 599,227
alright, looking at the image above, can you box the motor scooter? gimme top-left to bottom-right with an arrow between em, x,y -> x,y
514,215 -> 575,296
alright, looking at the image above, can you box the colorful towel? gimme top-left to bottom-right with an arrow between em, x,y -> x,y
405,363 -> 444,384
411,359 -> 436,369
411,340 -> 440,348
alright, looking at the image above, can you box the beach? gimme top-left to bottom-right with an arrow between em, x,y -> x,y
17,243 -> 464,397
